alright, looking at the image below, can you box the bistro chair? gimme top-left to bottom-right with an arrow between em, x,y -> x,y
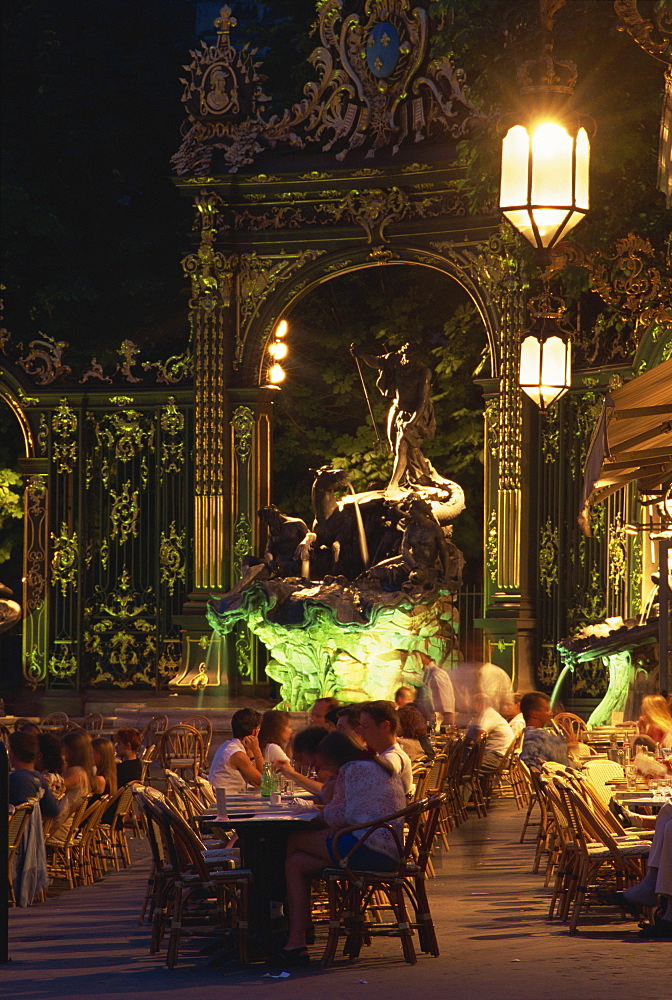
157,724 -> 207,783
79,712 -> 104,734
320,796 -> 444,967
140,714 -> 169,751
553,780 -> 650,933
41,711 -> 70,728
181,715 -> 213,756
136,790 -> 251,968
553,712 -> 588,743
8,801 -> 35,906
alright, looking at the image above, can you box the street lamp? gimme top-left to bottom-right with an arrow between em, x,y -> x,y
499,0 -> 592,409
519,310 -> 572,411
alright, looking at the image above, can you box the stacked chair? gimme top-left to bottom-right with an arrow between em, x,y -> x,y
134,787 -> 251,968
521,763 -> 654,934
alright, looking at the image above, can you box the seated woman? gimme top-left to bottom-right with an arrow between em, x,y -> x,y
49,730 -> 95,839
280,730 -> 406,964
91,737 -> 118,798
258,709 -> 292,767
273,725 -> 331,798
397,704 -> 435,761
114,727 -> 143,786
638,695 -> 672,748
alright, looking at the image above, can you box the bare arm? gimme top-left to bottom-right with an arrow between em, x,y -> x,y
274,761 -> 324,796
229,751 -> 263,787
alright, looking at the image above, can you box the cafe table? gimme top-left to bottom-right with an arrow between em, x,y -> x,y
199,792 -> 321,957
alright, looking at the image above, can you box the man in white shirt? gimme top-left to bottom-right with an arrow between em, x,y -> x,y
449,659 -> 513,726
358,700 -> 413,795
209,708 -> 264,793
466,695 -> 515,772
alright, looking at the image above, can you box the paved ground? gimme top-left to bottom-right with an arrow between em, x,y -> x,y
3,798 -> 661,1000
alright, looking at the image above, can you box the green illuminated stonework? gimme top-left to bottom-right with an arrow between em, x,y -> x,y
208,583 -> 458,710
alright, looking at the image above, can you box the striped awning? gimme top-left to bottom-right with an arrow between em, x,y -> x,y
579,358 -> 672,535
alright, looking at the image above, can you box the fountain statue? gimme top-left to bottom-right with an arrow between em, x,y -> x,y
207,347 -> 467,709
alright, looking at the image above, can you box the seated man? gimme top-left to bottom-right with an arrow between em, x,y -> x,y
336,705 -> 364,746
394,686 -> 415,709
9,732 -> 60,819
519,691 -> 575,768
502,693 -> 525,736
309,697 -> 340,730
358,700 -> 413,795
466,694 -> 515,773
208,708 -> 263,793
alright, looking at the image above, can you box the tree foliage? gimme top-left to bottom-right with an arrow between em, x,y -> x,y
272,266 -> 486,575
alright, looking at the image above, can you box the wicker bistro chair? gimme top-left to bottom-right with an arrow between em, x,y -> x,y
157,724 -> 206,784
79,712 -> 104,734
553,712 -> 589,744
8,801 -> 35,906
554,780 -> 650,933
320,796 -> 445,968
40,712 -> 70,728
92,782 -> 140,872
181,715 -> 213,757
136,790 -> 251,968
44,795 -> 92,889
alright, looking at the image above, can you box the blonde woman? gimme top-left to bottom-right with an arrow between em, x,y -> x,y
50,730 -> 94,838
92,736 -> 118,797
638,695 -> 672,748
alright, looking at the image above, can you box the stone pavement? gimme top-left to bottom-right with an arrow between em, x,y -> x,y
2,798 -> 661,1000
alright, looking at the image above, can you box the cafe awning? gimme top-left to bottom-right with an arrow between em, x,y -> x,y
579,358 -> 672,535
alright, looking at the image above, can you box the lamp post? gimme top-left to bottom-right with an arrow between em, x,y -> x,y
499,0 -> 593,410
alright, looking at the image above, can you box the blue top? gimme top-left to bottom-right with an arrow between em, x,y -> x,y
10,768 -> 60,817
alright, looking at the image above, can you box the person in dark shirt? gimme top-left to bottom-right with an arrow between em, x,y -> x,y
114,727 -> 143,786
9,731 -> 60,818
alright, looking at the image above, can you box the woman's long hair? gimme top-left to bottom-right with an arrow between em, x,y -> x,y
397,704 -> 429,740
62,730 -> 96,789
317,729 -> 395,776
258,709 -> 292,751
641,694 -> 672,734
92,737 -> 118,795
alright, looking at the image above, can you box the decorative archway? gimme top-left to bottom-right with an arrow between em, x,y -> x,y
172,2 -> 538,692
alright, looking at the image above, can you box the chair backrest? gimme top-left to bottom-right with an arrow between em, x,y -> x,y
157,724 -> 206,773
554,712 -> 588,743
41,711 -> 70,726
581,757 -> 625,806
80,712 -> 104,733
140,714 -> 169,749
424,753 -> 449,796
164,769 -> 205,824
8,801 -> 34,852
137,789 -> 209,880
407,794 -> 447,874
101,782 -> 139,827
181,715 -> 213,755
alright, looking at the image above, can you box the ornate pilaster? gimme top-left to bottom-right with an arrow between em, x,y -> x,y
19,460 -> 49,688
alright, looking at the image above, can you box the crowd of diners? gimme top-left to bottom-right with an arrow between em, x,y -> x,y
7,662 -> 672,948
8,724 -> 143,839
207,670 -> 672,960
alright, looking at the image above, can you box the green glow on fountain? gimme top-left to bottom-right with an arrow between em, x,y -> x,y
207,583 -> 458,709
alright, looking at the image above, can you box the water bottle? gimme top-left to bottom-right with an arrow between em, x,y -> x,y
260,761 -> 273,798
609,736 -> 618,762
